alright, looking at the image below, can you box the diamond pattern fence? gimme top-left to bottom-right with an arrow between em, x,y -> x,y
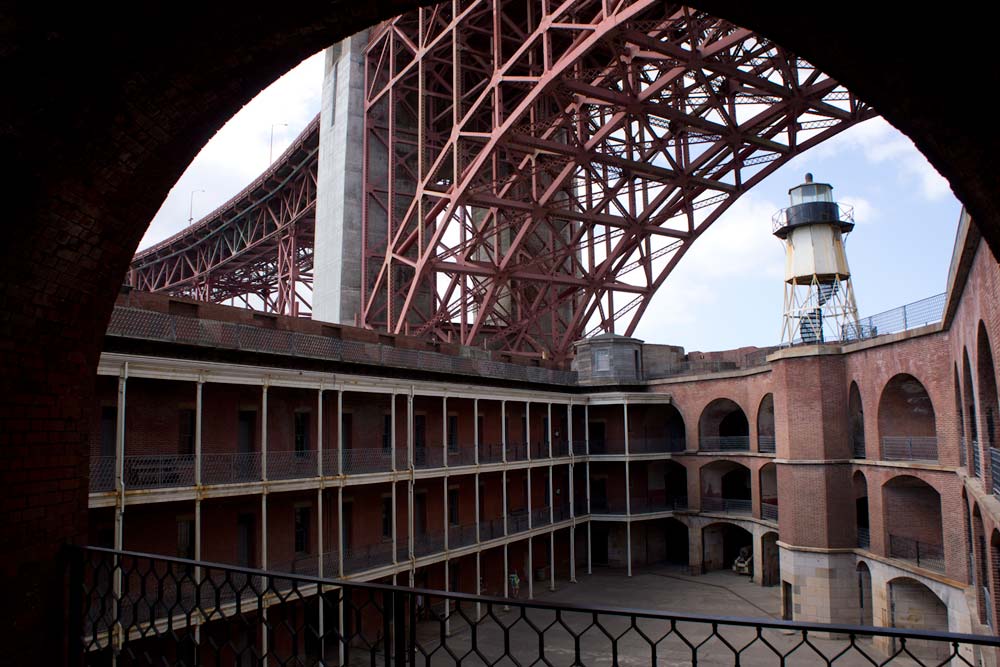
69,546 -> 1000,666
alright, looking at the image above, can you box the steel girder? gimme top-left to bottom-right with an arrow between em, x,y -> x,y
128,117 -> 320,317
360,0 -> 874,361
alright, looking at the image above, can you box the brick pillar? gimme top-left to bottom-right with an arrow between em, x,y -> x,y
771,349 -> 858,623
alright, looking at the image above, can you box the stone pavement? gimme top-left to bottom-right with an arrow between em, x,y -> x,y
397,566 -> 963,666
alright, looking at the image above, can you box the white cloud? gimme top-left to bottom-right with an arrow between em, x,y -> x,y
139,50 -> 325,250
839,195 -> 877,224
815,118 -> 951,202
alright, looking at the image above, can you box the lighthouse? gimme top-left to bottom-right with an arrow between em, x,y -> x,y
773,174 -> 860,344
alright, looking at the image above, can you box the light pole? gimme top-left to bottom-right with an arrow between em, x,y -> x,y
188,189 -> 205,225
269,123 -> 288,164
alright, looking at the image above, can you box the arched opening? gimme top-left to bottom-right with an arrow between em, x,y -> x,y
663,404 -> 686,453
759,463 -> 777,523
990,529 -> 1000,630
699,398 -> 749,451
964,349 -> 980,476
854,471 -> 870,549
856,562 -> 873,625
700,461 -> 752,515
663,518 -> 690,566
663,460 -> 688,510
849,382 -> 865,459
760,532 -> 780,586
756,394 -> 775,453
977,323 -> 998,478
973,505 -> 991,627
883,475 -> 943,572
877,374 -> 937,462
955,365 -> 966,468
887,577 -> 950,660
701,522 -> 753,574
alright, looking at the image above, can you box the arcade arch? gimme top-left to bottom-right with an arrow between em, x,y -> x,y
977,322 -> 998,454
877,374 -> 937,462
756,394 -> 775,453
701,522 -> 753,574
699,399 -> 749,452
849,382 -> 865,458
887,577 -> 950,660
854,470 -> 869,549
700,461 -> 752,515
883,475 -> 943,572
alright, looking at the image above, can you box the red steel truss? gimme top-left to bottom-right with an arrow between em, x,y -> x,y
128,117 -> 319,317
128,2 -> 874,360
361,0 -> 874,360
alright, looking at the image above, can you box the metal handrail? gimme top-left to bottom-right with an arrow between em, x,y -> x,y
700,436 -> 751,452
881,436 -> 938,462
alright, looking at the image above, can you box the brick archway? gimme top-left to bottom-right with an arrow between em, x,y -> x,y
3,2 -> 998,661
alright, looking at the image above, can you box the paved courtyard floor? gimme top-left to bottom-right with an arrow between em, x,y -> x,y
396,565 -> 971,666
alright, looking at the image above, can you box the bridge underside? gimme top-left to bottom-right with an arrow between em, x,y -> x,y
130,1 -> 872,361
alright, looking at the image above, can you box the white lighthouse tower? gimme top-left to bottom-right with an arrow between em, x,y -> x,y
773,174 -> 860,344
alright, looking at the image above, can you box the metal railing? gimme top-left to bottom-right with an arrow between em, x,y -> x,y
343,542 -> 395,572
268,449 -> 319,480
700,497 -> 753,515
973,439 -> 981,476
413,532 -> 445,558
480,517 -> 505,541
478,443 -> 504,463
69,546 -> 1000,666
341,447 -> 394,474
758,436 -> 776,453
447,447 -> 477,466
629,496 -> 686,514
852,436 -> 866,459
448,523 -> 477,549
628,437 -> 686,454
991,447 -> 1000,499
531,506 -> 552,527
123,454 -> 195,489
881,436 -> 938,462
960,436 -> 967,467
888,534 -> 945,573
857,527 -> 870,550
507,509 -> 530,534
699,436 -> 751,452
89,456 -> 115,492
843,293 -> 947,342
413,447 -> 444,470
761,502 -> 779,522
201,451 -> 261,484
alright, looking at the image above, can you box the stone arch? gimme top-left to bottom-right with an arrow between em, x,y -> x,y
849,381 -> 865,459
990,529 -> 1000,630
760,531 -> 780,586
662,460 -> 688,509
853,470 -> 869,549
977,322 -> 998,454
973,504 -> 990,626
698,398 -> 749,451
882,475 -> 943,572
759,462 -> 777,523
954,364 -> 966,468
877,374 -> 937,462
856,561 -> 873,625
662,518 -> 690,566
663,403 -> 686,452
964,349 -> 980,474
699,461 -> 752,515
701,522 -> 753,573
887,577 -> 950,659
756,393 -> 775,453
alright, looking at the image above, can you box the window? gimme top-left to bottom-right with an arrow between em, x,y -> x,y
383,414 -> 391,450
477,415 -> 484,444
415,414 -> 427,449
100,406 -> 117,457
294,506 -> 311,554
448,415 -> 458,452
294,412 -> 309,455
178,409 -> 195,456
238,410 -> 256,453
542,416 -> 549,446
237,514 -> 255,568
448,489 -> 460,526
177,518 -> 195,560
594,348 -> 611,372
382,497 -> 393,538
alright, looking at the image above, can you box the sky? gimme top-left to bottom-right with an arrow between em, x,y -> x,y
142,50 -> 961,354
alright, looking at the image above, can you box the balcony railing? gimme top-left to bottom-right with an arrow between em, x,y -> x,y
447,447 -> 477,467
414,532 -> 446,557
960,436 -> 967,467
506,443 -> 528,462
508,509 -> 530,534
343,541 -> 395,572
629,496 -> 686,514
973,439 -> 981,476
852,436 -> 866,459
342,447 -> 394,474
268,450 -> 319,480
857,527 -> 870,549
758,436 -> 776,454
531,506 -> 552,527
202,452 -> 261,484
480,517 -> 505,541
478,443 -> 504,463
448,523 -> 477,549
699,436 -> 750,452
69,546 -> 1000,666
123,454 -> 195,489
628,437 -> 686,454
761,502 -> 778,522
89,456 -> 115,492
991,447 -> 1000,499
888,534 -> 945,573
700,497 -> 753,515
414,447 -> 444,470
881,436 -> 938,463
